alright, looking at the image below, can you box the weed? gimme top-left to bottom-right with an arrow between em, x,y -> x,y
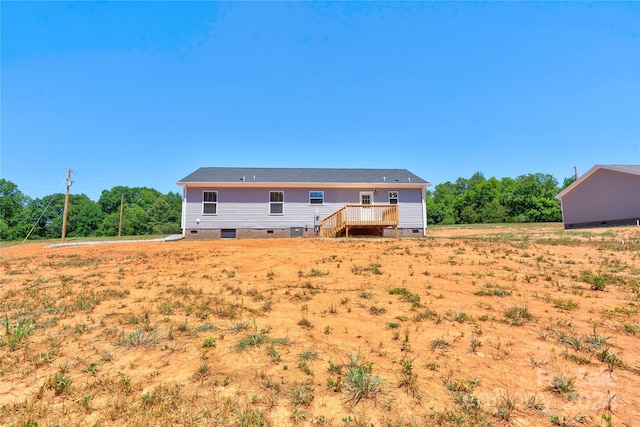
359,289 -> 374,299
3,316 -> 34,351
291,407 -> 307,424
413,307 -> 438,322
299,350 -> 318,361
194,362 -> 210,380
84,361 -> 101,375
597,347 -> 625,371
328,360 -> 343,375
430,337 -> 450,353
494,390 -> 518,420
453,311 -> 471,323
305,268 -> 329,277
118,327 -> 159,347
48,369 -> 72,395
524,392 -> 546,412
202,336 -> 217,348
474,283 -> 512,297
297,318 -> 313,329
268,344 -> 281,364
235,405 -> 267,426
298,360 -> 313,375
388,287 -> 421,305
228,321 -> 249,333
549,373 -> 578,401
369,306 -> 387,316
554,298 -> 579,311
236,333 -> 268,351
504,305 -> 532,325
78,395 -> 92,412
395,357 -> 420,398
352,263 -> 383,275
290,384 -> 314,406
580,270 -> 607,291
343,357 -> 384,406
470,337 -> 482,352
236,333 -> 289,352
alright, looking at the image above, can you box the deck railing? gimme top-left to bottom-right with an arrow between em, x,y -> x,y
319,205 -> 399,237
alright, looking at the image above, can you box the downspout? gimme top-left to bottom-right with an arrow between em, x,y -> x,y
181,186 -> 187,238
422,186 -> 427,236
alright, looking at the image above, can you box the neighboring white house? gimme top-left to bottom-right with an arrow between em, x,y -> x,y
177,167 -> 430,238
556,164 -> 640,229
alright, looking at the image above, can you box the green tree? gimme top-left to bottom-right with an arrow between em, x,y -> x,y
22,194 -> 66,239
69,195 -> 103,237
503,174 -> 561,222
426,172 -> 562,225
0,179 -> 29,240
97,187 -> 180,236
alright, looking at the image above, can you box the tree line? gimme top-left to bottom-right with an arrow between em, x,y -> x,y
426,172 -> 574,224
1,171 -> 573,240
0,179 -> 182,241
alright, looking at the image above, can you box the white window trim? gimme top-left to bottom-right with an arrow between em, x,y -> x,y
389,191 -> 399,205
360,191 -> 374,205
309,190 -> 324,205
269,191 -> 284,215
202,191 -> 218,215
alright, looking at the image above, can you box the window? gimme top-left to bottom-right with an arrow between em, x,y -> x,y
360,192 -> 373,205
203,191 -> 218,214
270,191 -> 284,214
389,191 -> 398,205
309,191 -> 324,205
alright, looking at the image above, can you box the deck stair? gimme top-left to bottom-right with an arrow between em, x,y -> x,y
319,205 -> 399,237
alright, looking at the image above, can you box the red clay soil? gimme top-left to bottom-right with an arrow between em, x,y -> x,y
1,224 -> 639,426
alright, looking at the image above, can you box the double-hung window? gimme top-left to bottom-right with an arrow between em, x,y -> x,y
309,191 -> 324,205
389,191 -> 399,205
270,191 -> 284,214
203,191 -> 218,214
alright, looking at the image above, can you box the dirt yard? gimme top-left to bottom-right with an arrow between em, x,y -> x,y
1,224 -> 639,426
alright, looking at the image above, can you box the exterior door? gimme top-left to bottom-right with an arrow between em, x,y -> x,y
360,191 -> 374,221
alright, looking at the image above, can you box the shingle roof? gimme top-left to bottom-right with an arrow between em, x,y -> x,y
178,167 -> 429,185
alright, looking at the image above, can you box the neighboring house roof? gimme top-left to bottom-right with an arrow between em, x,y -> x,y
556,164 -> 640,199
178,167 -> 429,186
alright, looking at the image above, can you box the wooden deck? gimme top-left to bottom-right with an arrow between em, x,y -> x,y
319,205 -> 399,237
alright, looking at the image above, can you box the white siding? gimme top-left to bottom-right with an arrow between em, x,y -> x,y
183,187 -> 425,230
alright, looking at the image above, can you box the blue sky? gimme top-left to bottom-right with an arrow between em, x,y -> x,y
2,1 -> 638,201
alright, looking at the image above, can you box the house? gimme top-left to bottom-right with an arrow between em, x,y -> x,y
556,164 -> 640,229
177,167 -> 430,238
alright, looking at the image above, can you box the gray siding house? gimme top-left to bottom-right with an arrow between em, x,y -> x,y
556,164 -> 640,229
177,167 -> 430,238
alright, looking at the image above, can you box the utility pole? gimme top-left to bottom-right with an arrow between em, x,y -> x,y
574,166 -> 579,180
61,169 -> 72,242
118,194 -> 124,237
